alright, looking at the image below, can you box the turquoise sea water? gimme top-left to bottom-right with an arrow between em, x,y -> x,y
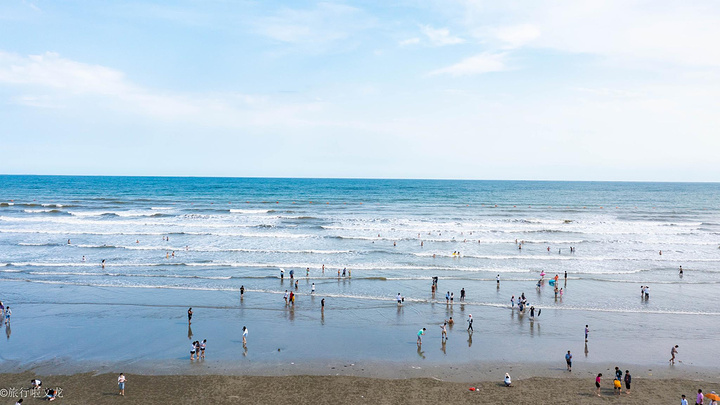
0,176 -> 719,371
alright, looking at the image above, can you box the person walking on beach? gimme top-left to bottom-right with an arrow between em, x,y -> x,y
670,345 -> 679,365
624,370 -> 631,394
187,308 -> 193,324
595,373 -> 602,396
697,389 -> 704,405
467,314 -> 473,332
242,326 -> 248,346
417,328 -> 426,345
496,274 -> 500,286
682,394 -> 689,405
200,339 -> 206,359
3,306 -> 10,325
565,350 -> 573,371
396,293 -> 403,306
240,285 -> 245,299
311,283 -> 315,294
321,298 -> 325,310
460,288 -> 465,301
294,280 -> 299,290
564,270 -> 567,281
511,295 -> 515,308
289,291 -> 294,305
440,321 -> 448,341
585,325 -> 589,342
118,373 -> 126,396
281,269 -> 284,280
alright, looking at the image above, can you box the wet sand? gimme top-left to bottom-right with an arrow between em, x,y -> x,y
1,371 -> 716,405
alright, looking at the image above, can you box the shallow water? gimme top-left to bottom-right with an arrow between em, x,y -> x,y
0,176 -> 719,370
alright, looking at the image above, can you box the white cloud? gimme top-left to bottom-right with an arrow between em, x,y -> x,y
487,24 -> 541,49
456,0 -> 720,67
420,25 -> 465,46
0,51 -> 327,127
254,3 -> 373,49
399,37 -> 420,46
430,52 -> 507,76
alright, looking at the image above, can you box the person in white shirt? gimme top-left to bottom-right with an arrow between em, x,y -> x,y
117,373 -> 126,396
504,373 -> 512,387
311,283 -> 315,294
242,326 -> 248,346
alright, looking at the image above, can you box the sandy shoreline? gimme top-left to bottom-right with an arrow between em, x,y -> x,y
1,371 -> 717,405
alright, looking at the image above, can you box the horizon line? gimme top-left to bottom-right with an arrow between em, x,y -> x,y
0,173 -> 718,184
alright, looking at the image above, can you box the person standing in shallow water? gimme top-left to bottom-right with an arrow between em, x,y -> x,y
187,308 -> 193,324
565,350 -> 573,371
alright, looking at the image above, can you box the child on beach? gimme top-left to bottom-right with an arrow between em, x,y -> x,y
200,339 -> 206,359
595,373 -> 602,396
284,290 -> 289,304
440,322 -> 447,340
242,327 -> 248,346
565,351 -> 573,371
613,377 -> 622,394
670,345 -> 679,365
624,370 -> 631,394
417,328 -> 426,345
191,341 -> 197,360
467,315 -> 473,332
4,306 -> 10,325
118,373 -> 126,396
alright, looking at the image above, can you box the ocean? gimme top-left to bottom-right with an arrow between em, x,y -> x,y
1,176 -> 719,372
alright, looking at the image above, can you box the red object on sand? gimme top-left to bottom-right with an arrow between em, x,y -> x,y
469,387 -> 476,391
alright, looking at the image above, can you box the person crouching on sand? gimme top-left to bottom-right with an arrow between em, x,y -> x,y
504,373 -> 512,387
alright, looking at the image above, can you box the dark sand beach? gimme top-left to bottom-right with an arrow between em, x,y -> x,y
1,371 -> 716,404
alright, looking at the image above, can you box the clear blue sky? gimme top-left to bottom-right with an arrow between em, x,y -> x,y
1,0 -> 719,181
